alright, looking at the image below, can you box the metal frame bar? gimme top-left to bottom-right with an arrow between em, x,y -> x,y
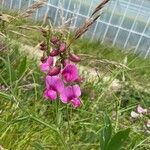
19,0 -> 22,10
72,0 -> 82,28
134,16 -> 150,53
123,0 -> 144,49
10,0 -> 13,9
101,0 -> 118,43
112,0 -> 131,46
2,0 -> 5,9
1,0 -> 150,58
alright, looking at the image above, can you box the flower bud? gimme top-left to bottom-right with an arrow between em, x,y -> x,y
40,41 -> 46,47
69,53 -> 81,62
41,29 -> 47,37
59,43 -> 66,53
49,48 -> 60,56
48,66 -> 61,76
74,76 -> 83,82
39,42 -> 47,51
40,46 -> 47,51
50,36 -> 59,45
40,57 -> 47,63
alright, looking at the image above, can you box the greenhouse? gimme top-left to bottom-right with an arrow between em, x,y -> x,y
0,0 -> 150,150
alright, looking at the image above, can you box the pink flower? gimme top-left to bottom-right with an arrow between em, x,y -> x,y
60,85 -> 81,108
137,105 -> 147,114
44,76 -> 64,100
40,56 -> 53,72
62,63 -> 79,82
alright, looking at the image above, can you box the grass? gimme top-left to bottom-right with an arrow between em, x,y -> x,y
0,10 -> 150,150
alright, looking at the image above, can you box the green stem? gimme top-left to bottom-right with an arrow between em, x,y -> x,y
66,105 -> 71,146
55,100 -> 58,126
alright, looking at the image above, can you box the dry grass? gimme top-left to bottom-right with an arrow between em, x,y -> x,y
19,0 -> 48,18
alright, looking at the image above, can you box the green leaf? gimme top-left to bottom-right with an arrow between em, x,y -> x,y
18,56 -> 27,78
100,113 -> 112,150
107,128 -> 130,150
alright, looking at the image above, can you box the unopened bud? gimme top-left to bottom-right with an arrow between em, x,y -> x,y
74,76 -> 83,82
49,48 -> 60,56
41,29 -> 47,37
40,41 -> 46,47
50,36 -> 59,45
59,43 -> 66,53
39,42 -> 47,51
40,46 -> 47,51
48,66 -> 61,76
40,57 -> 47,63
69,53 -> 81,62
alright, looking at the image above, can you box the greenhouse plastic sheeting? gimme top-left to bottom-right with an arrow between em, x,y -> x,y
1,0 -> 150,58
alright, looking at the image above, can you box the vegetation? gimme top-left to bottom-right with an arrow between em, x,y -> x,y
0,2 -> 150,150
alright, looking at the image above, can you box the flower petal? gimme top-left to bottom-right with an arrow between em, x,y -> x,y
44,89 -> 57,100
70,98 -> 81,108
62,64 -> 78,82
137,105 -> 147,114
72,85 -> 81,97
130,111 -> 139,118
45,76 -> 64,93
40,62 -> 49,72
40,56 -> 53,72
60,85 -> 81,103
47,56 -> 54,66
60,91 -> 68,103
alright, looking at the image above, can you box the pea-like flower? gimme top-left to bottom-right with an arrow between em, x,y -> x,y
137,105 -> 147,114
60,85 -> 81,108
62,63 -> 79,82
40,56 -> 53,72
44,76 -> 64,100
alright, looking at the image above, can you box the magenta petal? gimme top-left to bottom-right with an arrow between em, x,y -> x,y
72,85 -> 81,97
44,89 -> 57,100
40,56 -> 53,72
47,56 -> 54,66
70,98 -> 81,108
46,76 -> 64,93
62,64 -> 79,82
60,90 -> 68,103
40,62 -> 49,72
60,85 -> 81,103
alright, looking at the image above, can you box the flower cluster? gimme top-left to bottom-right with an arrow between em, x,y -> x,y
39,35 -> 81,108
